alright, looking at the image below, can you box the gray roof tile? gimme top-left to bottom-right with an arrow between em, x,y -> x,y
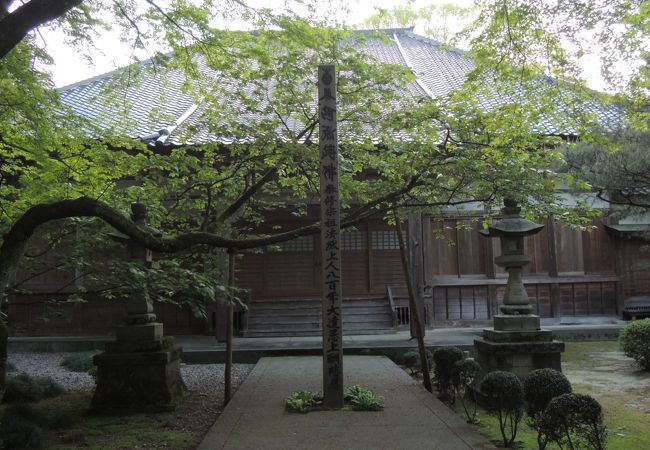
59,28 -> 622,146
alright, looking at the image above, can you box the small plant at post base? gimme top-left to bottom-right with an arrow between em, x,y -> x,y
452,358 -> 481,424
344,385 -> 384,411
480,371 -> 524,448
433,347 -> 464,402
541,393 -> 607,450
402,349 -> 433,376
285,391 -> 321,413
523,368 -> 573,450
619,319 -> 650,371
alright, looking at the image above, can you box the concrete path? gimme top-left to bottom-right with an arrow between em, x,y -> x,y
198,356 -> 494,450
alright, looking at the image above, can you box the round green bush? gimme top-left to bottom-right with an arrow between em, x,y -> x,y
619,319 -> 650,371
480,370 -> 523,412
480,371 -> 524,447
541,393 -> 607,450
432,347 -> 464,395
523,368 -> 572,417
452,358 -> 481,389
402,349 -> 433,374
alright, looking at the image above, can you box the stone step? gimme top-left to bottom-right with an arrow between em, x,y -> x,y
242,327 -> 397,337
243,297 -> 395,337
246,319 -> 393,330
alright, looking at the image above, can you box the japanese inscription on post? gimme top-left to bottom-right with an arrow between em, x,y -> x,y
318,64 -> 343,408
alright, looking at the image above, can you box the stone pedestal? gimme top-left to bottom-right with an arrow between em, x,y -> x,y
91,336 -> 187,413
474,314 -> 564,379
92,202 -> 187,413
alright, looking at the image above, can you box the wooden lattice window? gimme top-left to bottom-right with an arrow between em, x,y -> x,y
371,230 -> 405,250
342,231 -> 367,250
276,236 -> 314,252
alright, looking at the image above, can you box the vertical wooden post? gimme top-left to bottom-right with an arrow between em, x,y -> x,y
319,64 -> 343,409
224,250 -> 235,405
547,217 -> 561,317
395,210 -> 433,393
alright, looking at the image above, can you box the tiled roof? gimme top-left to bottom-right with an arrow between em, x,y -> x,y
58,28 -> 621,146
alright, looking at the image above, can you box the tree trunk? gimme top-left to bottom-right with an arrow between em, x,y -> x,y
0,0 -> 84,59
224,251 -> 235,405
0,316 -> 7,401
394,210 -> 433,393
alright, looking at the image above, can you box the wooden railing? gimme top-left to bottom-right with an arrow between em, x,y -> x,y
386,285 -> 398,328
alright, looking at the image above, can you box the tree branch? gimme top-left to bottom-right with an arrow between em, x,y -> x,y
217,168 -> 277,223
0,0 -> 84,59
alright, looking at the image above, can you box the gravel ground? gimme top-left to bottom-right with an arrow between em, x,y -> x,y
7,353 -> 254,395
6,352 -> 256,446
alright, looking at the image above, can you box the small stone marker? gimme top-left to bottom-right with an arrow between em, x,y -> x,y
318,64 -> 343,409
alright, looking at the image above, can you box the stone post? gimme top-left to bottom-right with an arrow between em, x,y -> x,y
319,64 -> 344,409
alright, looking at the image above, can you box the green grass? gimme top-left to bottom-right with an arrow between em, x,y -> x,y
467,341 -> 650,449
561,340 -> 620,367
1,392 -> 198,450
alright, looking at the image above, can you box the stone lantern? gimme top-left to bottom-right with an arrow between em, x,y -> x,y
91,202 -> 187,413
474,199 -> 564,379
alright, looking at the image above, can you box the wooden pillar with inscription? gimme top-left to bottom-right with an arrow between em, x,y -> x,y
318,64 -> 344,409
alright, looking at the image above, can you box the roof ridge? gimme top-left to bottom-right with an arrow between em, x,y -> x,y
58,27 -> 418,91
57,54 -> 171,92
353,26 -> 415,35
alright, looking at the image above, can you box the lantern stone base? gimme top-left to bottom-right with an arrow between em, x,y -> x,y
91,335 -> 187,413
474,324 -> 564,380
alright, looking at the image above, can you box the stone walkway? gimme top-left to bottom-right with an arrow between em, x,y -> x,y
198,356 -> 494,450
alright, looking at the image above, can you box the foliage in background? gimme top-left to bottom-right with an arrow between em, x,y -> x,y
432,346 -> 464,402
451,357 -> 481,424
480,371 -> 524,448
523,368 -> 573,450
2,373 -> 63,404
565,130 -> 650,227
619,319 -> 650,371
0,404 -> 44,450
60,352 -> 97,373
402,348 -> 432,376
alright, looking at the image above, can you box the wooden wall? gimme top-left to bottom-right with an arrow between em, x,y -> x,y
425,216 -> 620,323
7,212 -> 646,335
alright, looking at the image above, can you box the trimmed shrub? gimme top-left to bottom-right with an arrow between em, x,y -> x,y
452,358 -> 481,424
0,405 -> 44,450
402,349 -> 433,375
3,373 -> 64,404
523,368 -> 572,450
60,352 -> 96,373
541,393 -> 607,450
433,347 -> 464,400
480,371 -> 524,448
619,319 -> 650,371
